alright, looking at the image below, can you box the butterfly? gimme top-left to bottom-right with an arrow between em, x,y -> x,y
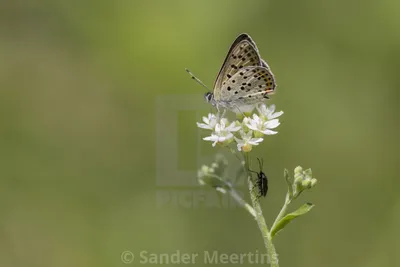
187,33 -> 276,112
248,157 -> 268,198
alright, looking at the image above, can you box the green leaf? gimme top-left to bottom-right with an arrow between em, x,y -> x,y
284,168 -> 293,199
271,203 -> 315,238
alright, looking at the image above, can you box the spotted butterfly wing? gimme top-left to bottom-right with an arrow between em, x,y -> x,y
212,33 -> 276,108
219,66 -> 275,107
213,34 -> 260,89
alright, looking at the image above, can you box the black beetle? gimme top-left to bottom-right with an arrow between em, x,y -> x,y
249,158 -> 268,198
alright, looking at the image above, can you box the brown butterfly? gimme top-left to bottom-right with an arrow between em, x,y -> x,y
187,33 -> 276,111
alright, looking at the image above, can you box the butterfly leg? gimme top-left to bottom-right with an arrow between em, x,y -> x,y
233,105 -> 246,118
221,108 -> 226,119
216,107 -> 227,122
215,104 -> 221,120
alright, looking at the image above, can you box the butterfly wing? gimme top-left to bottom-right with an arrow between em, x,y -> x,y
218,66 -> 276,105
213,34 -> 265,101
261,59 -> 272,70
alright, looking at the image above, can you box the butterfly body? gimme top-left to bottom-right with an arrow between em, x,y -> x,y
205,33 -> 276,111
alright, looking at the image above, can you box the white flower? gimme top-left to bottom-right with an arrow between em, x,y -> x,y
197,113 -> 218,130
234,130 -> 263,152
244,114 -> 280,135
257,104 -> 284,120
203,133 -> 231,147
218,119 -> 241,133
203,119 -> 241,147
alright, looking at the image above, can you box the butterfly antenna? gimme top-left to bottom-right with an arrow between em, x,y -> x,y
185,68 -> 210,91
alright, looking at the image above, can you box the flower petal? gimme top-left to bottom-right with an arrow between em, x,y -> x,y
257,103 -> 267,115
197,122 -> 213,130
226,122 -> 241,132
249,138 -> 264,145
236,143 -> 243,151
244,130 -> 253,140
268,110 -> 284,120
261,129 -> 278,135
203,135 -> 218,142
265,119 -> 280,129
268,104 -> 276,114
246,124 -> 258,131
252,113 -> 261,122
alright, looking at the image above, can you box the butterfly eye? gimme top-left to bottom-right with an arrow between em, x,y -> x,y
204,92 -> 213,102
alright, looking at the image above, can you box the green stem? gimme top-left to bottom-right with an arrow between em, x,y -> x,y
228,188 -> 256,218
244,153 -> 279,267
225,145 -> 243,162
204,172 -> 256,218
271,193 -> 291,235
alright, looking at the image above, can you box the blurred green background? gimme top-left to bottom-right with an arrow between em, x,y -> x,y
0,1 -> 398,266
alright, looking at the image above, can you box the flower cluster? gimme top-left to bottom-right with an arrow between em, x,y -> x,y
197,104 -> 283,152
292,166 -> 317,198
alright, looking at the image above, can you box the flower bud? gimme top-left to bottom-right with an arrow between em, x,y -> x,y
291,166 -> 317,198
294,174 -> 303,185
310,178 -> 318,187
198,165 -> 210,178
304,168 -> 313,179
301,179 -> 311,188
294,166 -> 303,176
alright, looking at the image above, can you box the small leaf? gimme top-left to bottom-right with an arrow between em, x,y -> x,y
284,169 -> 293,199
271,203 -> 315,238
